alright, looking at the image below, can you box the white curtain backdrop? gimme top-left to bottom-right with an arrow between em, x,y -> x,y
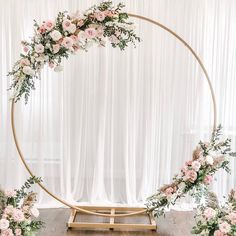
0,0 -> 236,208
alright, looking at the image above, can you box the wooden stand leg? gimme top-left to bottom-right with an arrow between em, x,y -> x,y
67,206 -> 157,231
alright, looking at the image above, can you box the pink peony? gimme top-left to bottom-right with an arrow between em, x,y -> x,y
61,37 -> 74,49
1,229 -> 13,236
203,207 -> 216,220
228,212 -> 236,224
191,161 -> 201,171
185,170 -> 197,183
164,187 -> 174,197
15,228 -> 22,236
52,44 -> 60,54
0,219 -> 9,230
35,44 -> 44,53
94,11 -> 106,21
44,20 -> 55,31
19,58 -> 30,67
5,190 -> 16,198
12,209 -> 25,223
85,28 -> 97,39
214,230 -> 225,236
204,175 -> 213,185
219,222 -> 231,233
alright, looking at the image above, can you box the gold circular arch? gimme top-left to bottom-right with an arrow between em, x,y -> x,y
11,13 -> 217,217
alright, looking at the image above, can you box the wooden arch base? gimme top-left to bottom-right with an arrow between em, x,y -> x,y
67,206 -> 156,231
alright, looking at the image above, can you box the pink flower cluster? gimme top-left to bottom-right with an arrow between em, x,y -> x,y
193,189 -> 236,235
9,1 -> 140,103
0,191 -> 40,236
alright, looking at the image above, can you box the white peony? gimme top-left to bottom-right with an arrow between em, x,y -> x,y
206,155 -> 214,165
50,30 -> 62,41
22,66 -> 34,76
0,219 -> 9,230
54,65 -> 63,72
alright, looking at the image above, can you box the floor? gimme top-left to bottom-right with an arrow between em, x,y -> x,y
39,209 -> 194,236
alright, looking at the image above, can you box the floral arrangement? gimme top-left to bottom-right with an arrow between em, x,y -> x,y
8,1 -> 140,103
0,177 -> 43,236
146,125 -> 236,217
192,190 -> 236,236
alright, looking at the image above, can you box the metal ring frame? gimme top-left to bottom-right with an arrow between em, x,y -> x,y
10,13 -> 217,217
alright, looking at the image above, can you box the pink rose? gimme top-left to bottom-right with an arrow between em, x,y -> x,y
44,20 -> 55,31
15,228 -> 22,236
94,11 -> 106,21
219,222 -> 231,233
185,170 -> 197,183
1,229 -> 13,236
164,187 -> 174,197
5,190 -> 16,198
191,161 -> 201,171
19,58 -> 30,67
62,19 -> 72,30
61,37 -> 74,49
228,212 -> 236,224
52,44 -> 60,54
0,219 -> 9,230
35,44 -> 44,53
13,209 -> 25,223
85,28 -> 97,39
204,175 -> 213,185
214,230 -> 225,236
62,20 -> 76,33
203,207 -> 216,220
70,35 -> 78,42
38,25 -> 46,34
23,46 -> 29,53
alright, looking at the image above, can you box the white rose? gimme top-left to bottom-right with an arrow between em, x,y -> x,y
206,155 -> 214,165
22,66 -> 34,76
34,44 -> 44,54
0,219 -> 9,230
54,65 -> 63,72
50,30 -> 62,41
30,207 -> 39,218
